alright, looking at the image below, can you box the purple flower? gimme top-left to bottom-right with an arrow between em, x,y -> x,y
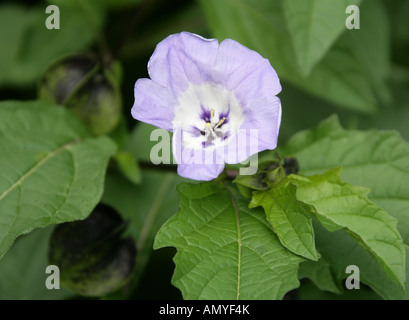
132,32 -> 282,181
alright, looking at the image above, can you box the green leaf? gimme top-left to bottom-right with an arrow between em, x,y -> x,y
199,0 -> 377,113
343,0 -> 391,105
47,0 -> 141,11
298,277 -> 381,300
154,182 -> 305,300
282,0 -> 360,76
0,101 -> 116,260
0,4 -> 95,87
358,65 -> 409,142
282,116 -> 409,298
0,227 -> 72,300
250,182 -> 319,261
298,258 -> 342,294
289,168 -> 405,288
283,116 -> 409,242
311,222 -> 409,299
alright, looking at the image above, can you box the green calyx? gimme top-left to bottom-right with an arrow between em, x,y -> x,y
38,53 -> 122,136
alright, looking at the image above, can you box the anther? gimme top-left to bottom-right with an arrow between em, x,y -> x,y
215,117 -> 226,128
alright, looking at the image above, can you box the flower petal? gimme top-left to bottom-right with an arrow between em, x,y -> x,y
213,39 -> 282,107
224,96 -> 282,164
131,78 -> 176,131
241,95 -> 282,151
148,32 -> 219,97
177,160 -> 225,181
172,126 -> 225,181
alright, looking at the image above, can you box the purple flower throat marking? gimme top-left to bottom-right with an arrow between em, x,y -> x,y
199,107 -> 230,148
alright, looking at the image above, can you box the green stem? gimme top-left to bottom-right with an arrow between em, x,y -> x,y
139,161 -> 177,173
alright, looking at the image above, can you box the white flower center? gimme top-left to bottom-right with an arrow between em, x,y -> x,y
173,83 -> 244,150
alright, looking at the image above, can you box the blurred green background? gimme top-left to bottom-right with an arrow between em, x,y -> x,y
0,0 -> 408,300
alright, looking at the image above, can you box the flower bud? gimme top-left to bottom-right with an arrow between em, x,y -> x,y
234,156 -> 299,196
48,204 -> 136,297
38,53 -> 122,136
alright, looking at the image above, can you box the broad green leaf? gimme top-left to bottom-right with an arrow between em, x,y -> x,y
0,4 -> 95,87
47,0 -> 141,11
357,65 -> 409,142
102,171 -> 186,295
342,0 -> 391,105
298,277 -> 381,300
0,101 -> 116,260
298,258 -> 342,294
311,221 -> 409,300
154,182 -> 305,300
283,116 -> 409,242
250,183 -> 318,261
199,0 -> 377,113
0,227 -> 72,300
289,168 -> 405,288
272,82 -> 347,143
282,116 -> 409,298
282,0 -> 360,76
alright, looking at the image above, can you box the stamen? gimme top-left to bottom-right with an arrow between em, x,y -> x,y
215,117 -> 227,129
199,109 -> 229,148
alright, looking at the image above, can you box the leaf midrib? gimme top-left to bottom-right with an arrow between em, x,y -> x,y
0,139 -> 81,203
223,183 -> 242,300
261,191 -> 317,259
